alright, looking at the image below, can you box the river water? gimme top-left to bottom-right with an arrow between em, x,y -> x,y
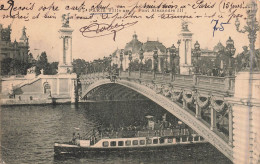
1,101 -> 232,164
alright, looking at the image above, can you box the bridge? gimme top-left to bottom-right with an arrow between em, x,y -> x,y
79,71 -> 260,163
80,71 -> 234,160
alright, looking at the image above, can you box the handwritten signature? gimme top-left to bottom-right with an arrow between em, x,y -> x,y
80,5 -> 140,41
211,19 -> 230,37
79,16 -> 138,41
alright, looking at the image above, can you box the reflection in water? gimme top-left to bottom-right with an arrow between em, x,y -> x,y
1,101 -> 231,164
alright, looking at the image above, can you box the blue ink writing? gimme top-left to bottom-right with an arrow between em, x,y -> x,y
211,19 -> 230,37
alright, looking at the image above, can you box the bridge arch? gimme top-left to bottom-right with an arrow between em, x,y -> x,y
81,79 -> 233,161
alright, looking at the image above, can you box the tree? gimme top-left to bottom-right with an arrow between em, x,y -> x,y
35,52 -> 48,75
72,59 -> 87,75
1,58 -> 12,75
129,59 -> 140,71
143,59 -> 152,71
45,62 -> 58,75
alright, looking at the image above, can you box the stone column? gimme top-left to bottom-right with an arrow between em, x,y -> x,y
57,78 -> 60,95
70,79 -> 76,103
210,105 -> 217,131
182,98 -> 186,108
195,102 -> 201,119
158,57 -> 161,72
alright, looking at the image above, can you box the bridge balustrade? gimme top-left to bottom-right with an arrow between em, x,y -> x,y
83,71 -> 235,94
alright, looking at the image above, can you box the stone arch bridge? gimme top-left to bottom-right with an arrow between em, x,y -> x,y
80,72 -> 236,161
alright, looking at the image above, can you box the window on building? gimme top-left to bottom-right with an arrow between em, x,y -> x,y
118,141 -> 124,146
133,140 -> 138,145
146,139 -> 152,144
140,140 -> 145,145
188,136 -> 193,141
103,141 -> 109,147
125,140 -> 131,146
159,138 -> 165,144
168,138 -> 173,143
153,139 -> 158,144
110,141 -> 116,147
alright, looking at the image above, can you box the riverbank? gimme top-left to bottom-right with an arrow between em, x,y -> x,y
0,93 -> 76,106
0,98 -> 74,106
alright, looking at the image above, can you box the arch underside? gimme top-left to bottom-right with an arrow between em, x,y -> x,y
81,79 -> 233,161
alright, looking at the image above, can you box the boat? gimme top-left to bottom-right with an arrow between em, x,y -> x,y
54,129 -> 207,155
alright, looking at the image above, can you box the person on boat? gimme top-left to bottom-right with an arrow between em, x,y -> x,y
72,132 -> 76,144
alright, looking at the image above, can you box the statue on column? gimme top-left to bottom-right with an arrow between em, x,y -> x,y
62,13 -> 70,28
181,20 -> 191,32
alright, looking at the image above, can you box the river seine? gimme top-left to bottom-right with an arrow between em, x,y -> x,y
1,101 -> 231,164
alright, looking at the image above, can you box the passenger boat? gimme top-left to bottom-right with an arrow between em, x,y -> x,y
54,129 -> 207,155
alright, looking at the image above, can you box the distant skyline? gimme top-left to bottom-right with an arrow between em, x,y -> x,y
1,0 -> 259,62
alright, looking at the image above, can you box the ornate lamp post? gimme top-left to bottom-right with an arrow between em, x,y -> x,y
192,41 -> 201,74
128,50 -> 132,76
109,55 -> 113,74
225,37 -> 236,76
235,0 -> 259,70
177,40 -> 181,74
169,44 -> 177,81
153,48 -> 158,79
119,50 -> 124,74
139,48 -> 144,78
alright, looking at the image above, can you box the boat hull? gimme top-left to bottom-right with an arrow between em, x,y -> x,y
54,142 -> 208,156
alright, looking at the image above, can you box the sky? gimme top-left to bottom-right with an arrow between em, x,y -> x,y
1,0 -> 259,62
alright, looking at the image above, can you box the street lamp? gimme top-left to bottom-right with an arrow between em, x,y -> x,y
108,54 -> 112,74
120,50 -> 124,73
225,37 -> 236,76
235,0 -> 259,71
169,44 -> 177,81
139,48 -> 144,78
128,50 -> 132,76
153,47 -> 158,79
192,41 -> 201,74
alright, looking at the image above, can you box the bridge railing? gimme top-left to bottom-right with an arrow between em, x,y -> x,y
81,71 -> 235,94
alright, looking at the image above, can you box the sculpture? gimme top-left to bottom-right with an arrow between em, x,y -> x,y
62,13 -> 70,28
181,20 -> 190,31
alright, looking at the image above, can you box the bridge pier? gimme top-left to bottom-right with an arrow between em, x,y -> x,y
226,72 -> 260,164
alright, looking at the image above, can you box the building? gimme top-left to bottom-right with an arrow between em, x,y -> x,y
110,23 -> 237,75
0,24 -> 30,74
111,33 -> 168,72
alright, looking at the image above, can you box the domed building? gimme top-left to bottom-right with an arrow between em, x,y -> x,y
111,33 -> 168,72
213,42 -> 225,54
124,32 -> 143,54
